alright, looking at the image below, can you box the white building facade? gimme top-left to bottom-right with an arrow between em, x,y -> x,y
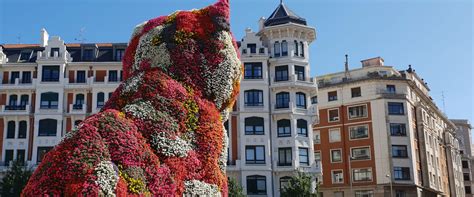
452,119 -> 474,196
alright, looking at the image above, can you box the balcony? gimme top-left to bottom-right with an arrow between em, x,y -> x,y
273,102 -> 317,117
65,77 -> 93,89
0,105 -> 31,115
269,49 -> 306,61
69,104 -> 87,114
91,76 -> 121,88
270,75 -> 317,90
0,78 -> 36,90
376,89 -> 407,99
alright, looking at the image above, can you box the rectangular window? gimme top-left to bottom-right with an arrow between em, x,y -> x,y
275,66 -> 289,81
395,190 -> 406,197
388,102 -> 405,115
276,92 -> 290,109
329,109 -> 340,122
295,66 -> 305,81
351,147 -> 370,160
311,96 -> 318,104
314,130 -> 321,144
50,47 -> 60,57
331,149 -> 342,163
392,145 -> 408,158
245,117 -> 264,135
244,63 -> 263,79
348,105 -> 367,119
390,123 -> 407,136
466,186 -> 472,194
387,85 -> 396,94
351,87 -> 362,98
76,71 -> 86,83
19,51 -> 31,61
462,161 -> 469,168
18,121 -> 27,139
299,148 -> 309,165
83,49 -> 94,61
349,125 -> 369,139
4,150 -> 14,166
328,91 -> 338,101
244,90 -> 263,106
329,129 -> 341,142
10,71 -> 20,84
40,93 -> 59,109
115,49 -> 125,61
17,149 -> 25,166
297,119 -> 308,137
42,66 -> 60,82
21,71 -> 31,84
394,167 -> 410,180
314,151 -> 321,168
355,190 -> 374,197
38,119 -> 58,136
353,169 -> 373,182
108,70 -> 118,82
332,170 -> 344,183
247,176 -> 267,195
37,147 -> 53,164
7,121 -> 15,139
296,92 -> 306,108
278,148 -> 292,166
245,146 -> 265,164
247,43 -> 257,54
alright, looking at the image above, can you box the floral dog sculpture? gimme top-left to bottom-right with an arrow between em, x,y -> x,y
22,0 -> 241,196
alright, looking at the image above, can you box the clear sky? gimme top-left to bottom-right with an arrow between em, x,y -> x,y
1,0 -> 473,126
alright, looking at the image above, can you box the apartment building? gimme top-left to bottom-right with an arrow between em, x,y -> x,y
452,119 -> 474,196
225,2 -> 320,196
314,57 -> 464,197
0,29 -> 124,169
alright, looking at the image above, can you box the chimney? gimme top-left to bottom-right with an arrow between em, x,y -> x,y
40,28 -> 49,47
361,57 -> 384,67
259,17 -> 266,31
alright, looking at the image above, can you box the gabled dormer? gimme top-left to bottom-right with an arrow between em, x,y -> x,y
37,28 -> 72,62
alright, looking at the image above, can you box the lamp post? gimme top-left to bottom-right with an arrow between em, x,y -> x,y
386,174 -> 393,197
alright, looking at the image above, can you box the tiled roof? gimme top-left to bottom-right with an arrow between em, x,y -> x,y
264,3 -> 307,27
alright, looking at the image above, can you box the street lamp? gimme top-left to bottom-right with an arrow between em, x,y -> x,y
386,174 -> 393,197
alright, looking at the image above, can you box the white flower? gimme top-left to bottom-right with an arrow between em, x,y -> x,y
133,25 -> 172,72
184,180 -> 221,196
95,161 -> 119,196
218,125 -> 229,172
122,72 -> 144,94
151,132 -> 192,158
123,100 -> 156,120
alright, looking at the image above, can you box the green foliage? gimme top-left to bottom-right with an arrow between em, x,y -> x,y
281,172 -> 318,197
0,160 -> 33,197
228,177 -> 245,197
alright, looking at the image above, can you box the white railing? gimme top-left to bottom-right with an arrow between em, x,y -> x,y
69,104 -> 87,114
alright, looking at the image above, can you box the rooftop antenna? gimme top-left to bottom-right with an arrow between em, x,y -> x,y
344,54 -> 350,80
441,91 -> 446,114
16,34 -> 21,44
74,27 -> 87,43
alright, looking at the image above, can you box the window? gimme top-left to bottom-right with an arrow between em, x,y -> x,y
299,148 -> 309,165
388,102 -> 404,115
97,92 -> 105,108
352,147 -> 370,160
392,145 -> 408,158
295,66 -> 305,81
465,186 -> 472,194
390,123 -> 407,136
42,66 -> 60,82
281,40 -> 288,56
280,176 -> 291,191
314,131 -> 321,144
115,49 -> 125,61
7,121 -> 15,139
40,92 -> 59,109
331,149 -> 342,163
74,120 -> 83,127
294,41 -> 299,56
108,70 -> 118,82
297,119 -> 308,137
351,87 -> 362,98
300,41 -> 305,57
314,151 -> 321,168
245,146 -> 265,164
355,190 -> 374,197
329,129 -> 341,142
244,90 -> 263,106
21,71 -> 31,84
329,109 -> 340,122
4,150 -> 13,166
394,167 -> 410,180
278,148 -> 292,166
120,70 -> 123,81
10,71 -> 19,84
83,49 -> 94,60
244,63 -> 263,79
18,121 -> 27,139
76,71 -> 86,83
387,85 -> 396,94
19,51 -> 31,61
247,43 -> 257,54
276,92 -> 290,109
395,190 -> 406,197
349,125 -> 369,139
74,94 -> 85,110
348,105 -> 367,119
328,91 -> 338,101
332,170 -> 343,183
247,175 -> 266,195
277,119 -> 291,137
464,173 -> 470,181
20,95 -> 28,107
8,95 -> 17,107
353,169 -> 373,182
296,92 -> 306,108
50,48 -> 60,57
17,149 -> 25,165
311,96 -> 318,104
37,147 -> 53,163
462,161 -> 469,168
245,117 -> 264,135
275,66 -> 289,81
274,41 -> 281,57
38,119 -> 57,136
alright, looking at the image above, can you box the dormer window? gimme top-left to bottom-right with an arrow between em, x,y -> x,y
83,49 -> 94,61
19,51 -> 32,62
50,48 -> 60,57
115,49 -> 125,61
247,44 -> 257,54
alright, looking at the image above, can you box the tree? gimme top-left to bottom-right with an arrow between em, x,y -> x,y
228,177 -> 245,197
281,172 -> 317,197
0,160 -> 33,197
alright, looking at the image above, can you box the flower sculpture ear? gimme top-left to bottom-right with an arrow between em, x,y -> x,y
22,0 -> 240,196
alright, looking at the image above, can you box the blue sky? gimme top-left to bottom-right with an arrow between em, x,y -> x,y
1,0 -> 472,126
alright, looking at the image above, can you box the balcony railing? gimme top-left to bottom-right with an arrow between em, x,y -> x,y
376,89 -> 407,99
0,105 -> 30,114
69,104 -> 87,114
271,75 -> 317,88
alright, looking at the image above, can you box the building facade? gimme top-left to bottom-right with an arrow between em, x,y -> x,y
314,57 -> 464,197
452,119 -> 474,196
225,2 -> 320,196
0,29 -> 124,169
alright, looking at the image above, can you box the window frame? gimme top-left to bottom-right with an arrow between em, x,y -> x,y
276,92 -> 290,109
297,119 -> 308,137
393,167 -> 411,180
390,123 -> 407,136
277,119 -> 291,137
245,145 -> 265,164
352,168 -> 373,182
38,119 -> 58,137
388,102 -> 405,115
278,147 -> 292,166
40,92 -> 59,109
331,169 -> 344,184
348,104 -> 368,120
244,90 -> 264,107
299,147 -> 309,166
41,65 -> 60,82
351,146 -> 371,161
295,65 -> 305,81
329,128 -> 341,143
328,108 -> 340,122
392,145 -> 409,158
349,124 -> 369,140
330,149 -> 343,163
328,91 -> 338,102
244,62 -> 263,79
296,92 -> 307,109
244,117 -> 265,135
275,66 -> 289,81
351,87 -> 362,98
246,175 -> 267,195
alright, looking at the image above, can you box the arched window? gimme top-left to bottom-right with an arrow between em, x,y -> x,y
274,41 -> 281,57
276,92 -> 290,109
7,121 -> 15,139
97,92 -> 105,108
20,94 -> 29,106
280,176 -> 292,191
281,40 -> 288,56
246,175 -> 267,195
294,40 -> 299,56
38,119 -> 57,136
297,119 -> 308,137
244,90 -> 263,106
18,121 -> 27,139
277,119 -> 291,137
245,117 -> 264,135
296,92 -> 306,108
300,41 -> 305,57
40,92 -> 59,109
8,95 -> 17,106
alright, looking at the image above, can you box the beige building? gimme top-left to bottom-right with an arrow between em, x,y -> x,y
452,119 -> 474,196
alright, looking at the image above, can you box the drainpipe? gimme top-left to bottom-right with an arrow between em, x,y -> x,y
268,60 -> 275,196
